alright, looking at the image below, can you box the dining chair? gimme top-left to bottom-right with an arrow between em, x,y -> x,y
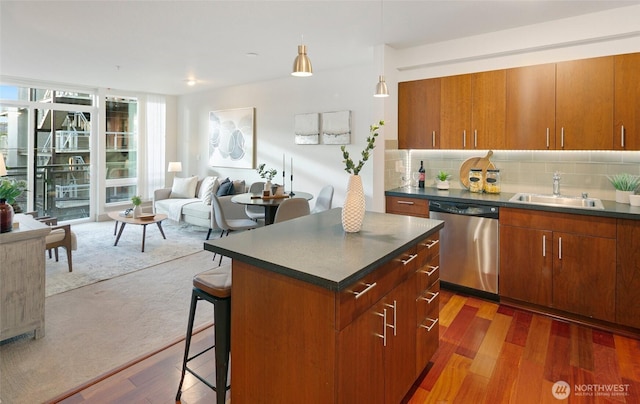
273,198 -> 310,224
245,181 -> 266,221
25,212 -> 77,272
211,195 -> 259,265
311,185 -> 334,214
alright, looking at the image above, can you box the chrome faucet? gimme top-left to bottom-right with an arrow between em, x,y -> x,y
553,171 -> 561,196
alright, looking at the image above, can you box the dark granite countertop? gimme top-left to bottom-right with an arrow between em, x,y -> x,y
204,208 -> 444,292
385,186 -> 640,220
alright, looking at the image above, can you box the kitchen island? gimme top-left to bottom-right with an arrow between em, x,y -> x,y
204,208 -> 443,403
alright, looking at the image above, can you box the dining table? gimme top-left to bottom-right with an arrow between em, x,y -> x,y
231,191 -> 314,225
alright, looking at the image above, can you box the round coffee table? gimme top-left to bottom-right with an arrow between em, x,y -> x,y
107,211 -> 168,252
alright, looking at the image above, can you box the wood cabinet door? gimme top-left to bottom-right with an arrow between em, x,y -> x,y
440,74 -> 471,149
556,56 -> 614,150
499,225 -> 553,306
337,299 -> 386,403
616,219 -> 640,328
552,232 -> 616,322
383,278 -> 417,404
506,63 -> 556,149
471,70 -> 506,149
398,79 -> 440,149
614,53 -> 640,150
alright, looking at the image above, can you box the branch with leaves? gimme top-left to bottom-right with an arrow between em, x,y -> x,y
340,120 -> 384,175
257,163 -> 278,181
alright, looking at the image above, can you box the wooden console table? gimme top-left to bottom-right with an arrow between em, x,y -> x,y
0,214 -> 51,341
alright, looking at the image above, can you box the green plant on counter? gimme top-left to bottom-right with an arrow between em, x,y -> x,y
436,170 -> 451,181
341,120 -> 384,175
607,173 -> 640,191
131,195 -> 142,206
257,164 -> 277,181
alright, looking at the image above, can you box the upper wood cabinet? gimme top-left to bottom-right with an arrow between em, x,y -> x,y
471,70 -> 506,149
440,74 -> 471,149
614,53 -> 640,150
506,63 -> 556,149
556,56 -> 614,150
398,79 -> 440,149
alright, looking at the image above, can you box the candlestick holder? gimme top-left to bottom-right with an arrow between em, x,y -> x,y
282,171 -> 286,194
290,174 -> 295,196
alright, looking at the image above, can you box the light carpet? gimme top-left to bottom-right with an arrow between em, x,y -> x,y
1,245 -> 230,403
45,219 -> 212,296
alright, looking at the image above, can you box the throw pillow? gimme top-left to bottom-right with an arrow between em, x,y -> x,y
198,176 -> 218,205
170,176 -> 198,198
216,178 -> 235,196
232,179 -> 246,194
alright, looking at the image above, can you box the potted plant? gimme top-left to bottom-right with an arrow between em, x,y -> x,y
436,170 -> 451,190
607,173 -> 640,204
0,178 -> 27,233
257,163 -> 278,195
339,120 -> 384,232
131,195 -> 142,218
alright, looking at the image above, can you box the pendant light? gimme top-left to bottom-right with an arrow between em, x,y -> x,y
374,0 -> 389,97
292,36 -> 313,77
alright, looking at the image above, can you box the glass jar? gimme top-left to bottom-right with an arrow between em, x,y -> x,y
469,168 -> 484,193
484,169 -> 501,194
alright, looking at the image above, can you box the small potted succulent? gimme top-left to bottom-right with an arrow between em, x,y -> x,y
436,170 -> 451,190
607,173 -> 640,204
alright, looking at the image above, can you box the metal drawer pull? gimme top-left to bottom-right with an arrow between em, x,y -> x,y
542,235 -> 546,257
421,265 -> 439,276
375,308 -> 387,346
385,300 -> 397,336
422,239 -> 439,249
420,291 -> 439,304
432,131 -> 436,147
402,254 -> 418,265
558,237 -> 562,260
561,127 -> 565,148
420,317 -> 438,332
621,125 -> 625,148
396,200 -> 415,205
353,282 -> 377,299
463,130 -> 466,148
474,129 -> 478,148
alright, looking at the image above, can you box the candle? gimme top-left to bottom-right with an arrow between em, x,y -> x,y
283,154 -> 285,173
290,157 -> 293,176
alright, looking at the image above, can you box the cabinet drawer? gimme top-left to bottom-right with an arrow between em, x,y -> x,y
385,196 -> 429,218
416,282 -> 439,377
336,246 -> 418,330
416,252 -> 439,296
416,281 -> 440,324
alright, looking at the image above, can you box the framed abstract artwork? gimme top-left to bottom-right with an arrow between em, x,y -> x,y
321,110 -> 351,145
294,113 -> 320,145
208,107 -> 255,168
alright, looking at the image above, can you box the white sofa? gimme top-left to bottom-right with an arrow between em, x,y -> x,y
153,176 -> 251,239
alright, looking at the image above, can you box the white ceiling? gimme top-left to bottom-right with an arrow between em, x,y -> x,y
1,0 -> 637,96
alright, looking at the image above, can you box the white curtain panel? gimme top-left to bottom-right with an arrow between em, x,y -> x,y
146,95 -> 166,198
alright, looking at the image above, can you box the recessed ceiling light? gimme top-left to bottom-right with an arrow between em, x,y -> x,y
185,79 -> 196,86
246,52 -> 259,57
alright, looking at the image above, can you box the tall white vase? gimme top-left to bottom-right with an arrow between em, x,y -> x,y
342,175 -> 366,233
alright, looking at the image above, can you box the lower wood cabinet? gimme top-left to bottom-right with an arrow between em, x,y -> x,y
231,232 -> 440,403
616,219 -> 640,329
500,208 -> 616,323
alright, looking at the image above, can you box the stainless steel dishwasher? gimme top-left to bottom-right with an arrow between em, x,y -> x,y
429,200 -> 499,299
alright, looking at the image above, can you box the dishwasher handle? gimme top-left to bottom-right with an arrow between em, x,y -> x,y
429,200 -> 499,219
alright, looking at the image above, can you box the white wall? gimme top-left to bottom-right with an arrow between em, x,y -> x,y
176,63 -> 391,211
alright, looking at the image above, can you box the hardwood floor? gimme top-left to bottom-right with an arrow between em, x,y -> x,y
51,289 -> 640,403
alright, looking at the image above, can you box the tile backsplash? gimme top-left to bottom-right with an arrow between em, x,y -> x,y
385,142 -> 640,201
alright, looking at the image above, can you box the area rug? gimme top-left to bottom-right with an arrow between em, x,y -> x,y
0,250 -> 230,404
45,219 -> 215,296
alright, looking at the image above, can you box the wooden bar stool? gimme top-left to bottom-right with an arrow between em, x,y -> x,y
176,267 -> 231,403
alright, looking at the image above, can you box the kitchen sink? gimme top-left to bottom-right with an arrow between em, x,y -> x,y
509,193 -> 605,210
